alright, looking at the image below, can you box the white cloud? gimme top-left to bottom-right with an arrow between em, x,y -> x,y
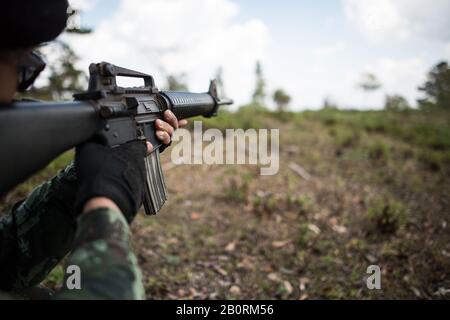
68,0 -> 97,11
313,42 -> 346,57
367,58 -> 427,94
446,43 -> 450,58
65,0 -> 269,107
343,0 -> 450,42
337,0 -> 449,109
288,57 -> 429,110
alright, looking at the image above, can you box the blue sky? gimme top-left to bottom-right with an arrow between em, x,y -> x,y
67,0 -> 450,110
79,0 -> 118,26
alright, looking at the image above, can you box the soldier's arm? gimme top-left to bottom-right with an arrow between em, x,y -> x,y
0,163 -> 79,291
54,112 -> 180,300
54,207 -> 145,300
49,140 -> 150,300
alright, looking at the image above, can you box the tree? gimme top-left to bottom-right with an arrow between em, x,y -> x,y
322,96 -> 338,110
357,73 -> 382,107
24,42 -> 87,101
215,66 -> 225,97
65,6 -> 93,34
47,43 -> 87,100
252,60 -> 266,106
22,6 -> 92,101
166,74 -> 188,91
273,89 -> 291,112
358,73 -> 382,92
418,61 -> 450,109
384,95 -> 410,111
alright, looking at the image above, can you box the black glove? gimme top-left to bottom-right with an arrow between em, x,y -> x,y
75,141 -> 147,224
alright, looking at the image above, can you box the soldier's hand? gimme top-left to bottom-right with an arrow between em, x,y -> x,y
75,141 -> 147,224
151,110 -> 188,150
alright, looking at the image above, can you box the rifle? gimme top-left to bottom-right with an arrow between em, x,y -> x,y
0,62 -> 232,214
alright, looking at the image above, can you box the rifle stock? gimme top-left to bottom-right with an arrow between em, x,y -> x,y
0,101 -> 100,195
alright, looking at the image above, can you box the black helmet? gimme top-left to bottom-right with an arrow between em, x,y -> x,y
0,0 -> 69,49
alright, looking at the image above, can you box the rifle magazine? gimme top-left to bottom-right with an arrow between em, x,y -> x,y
143,148 -> 168,215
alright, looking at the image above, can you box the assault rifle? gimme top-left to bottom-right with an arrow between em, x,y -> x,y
0,62 -> 232,214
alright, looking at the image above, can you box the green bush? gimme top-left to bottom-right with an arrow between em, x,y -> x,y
368,141 -> 390,161
417,150 -> 450,171
333,127 -> 360,148
366,198 -> 407,235
43,265 -> 65,289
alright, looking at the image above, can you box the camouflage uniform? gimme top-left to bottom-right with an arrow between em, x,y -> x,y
0,163 -> 145,299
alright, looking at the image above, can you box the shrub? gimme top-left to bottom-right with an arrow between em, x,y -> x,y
368,141 -> 390,161
366,198 -> 407,235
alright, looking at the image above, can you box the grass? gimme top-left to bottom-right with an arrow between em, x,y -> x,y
368,141 -> 390,162
1,106 -> 449,299
306,108 -> 450,151
366,197 -> 407,235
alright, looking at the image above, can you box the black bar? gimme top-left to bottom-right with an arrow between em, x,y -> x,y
0,300 -> 447,318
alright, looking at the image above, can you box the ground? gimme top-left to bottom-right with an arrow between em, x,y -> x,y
1,107 -> 449,299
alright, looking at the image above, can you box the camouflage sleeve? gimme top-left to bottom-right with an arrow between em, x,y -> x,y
55,207 -> 145,300
0,163 -> 79,291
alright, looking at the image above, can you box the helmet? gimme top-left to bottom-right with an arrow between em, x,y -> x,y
0,0 -> 69,49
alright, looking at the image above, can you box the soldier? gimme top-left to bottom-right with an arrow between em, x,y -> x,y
0,0 -> 186,299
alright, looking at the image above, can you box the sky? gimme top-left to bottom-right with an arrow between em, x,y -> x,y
64,0 -> 450,110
